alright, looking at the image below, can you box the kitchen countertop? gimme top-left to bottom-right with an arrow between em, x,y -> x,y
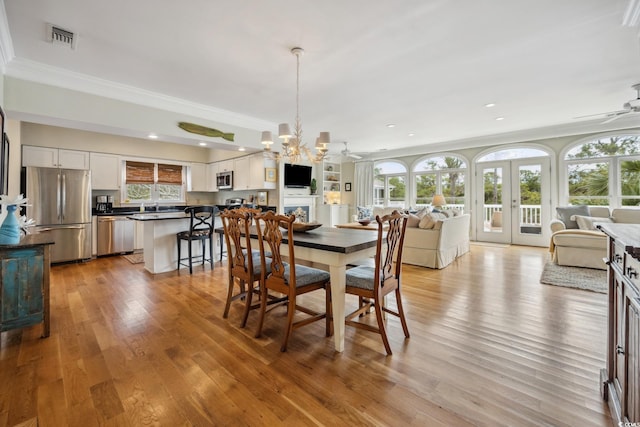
127,212 -> 191,221
93,206 -> 188,216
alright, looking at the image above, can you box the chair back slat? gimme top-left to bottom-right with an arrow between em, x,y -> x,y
255,211 -> 294,288
220,209 -> 253,278
375,210 -> 408,290
185,205 -> 214,236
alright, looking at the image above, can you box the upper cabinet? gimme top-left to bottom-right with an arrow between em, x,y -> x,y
322,161 -> 341,204
232,153 -> 276,191
206,163 -> 218,192
22,146 -> 89,170
90,153 -> 120,190
218,160 -> 234,173
188,163 -> 207,192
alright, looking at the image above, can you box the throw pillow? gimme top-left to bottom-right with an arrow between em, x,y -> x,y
574,214 -> 612,230
418,212 -> 447,229
414,207 -> 430,218
356,206 -> 373,220
406,213 -> 421,228
556,205 -> 590,229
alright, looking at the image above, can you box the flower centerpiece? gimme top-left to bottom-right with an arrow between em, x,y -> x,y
0,194 -> 32,244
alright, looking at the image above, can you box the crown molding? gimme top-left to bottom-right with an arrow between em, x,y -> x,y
4,57 -> 276,131
0,1 -> 15,73
365,117 -> 640,161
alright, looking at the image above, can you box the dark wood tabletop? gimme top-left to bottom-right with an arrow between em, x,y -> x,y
214,226 -> 378,254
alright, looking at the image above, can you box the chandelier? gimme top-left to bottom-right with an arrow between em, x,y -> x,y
261,47 -> 330,164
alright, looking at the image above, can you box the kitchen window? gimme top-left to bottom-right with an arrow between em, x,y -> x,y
123,160 -> 185,203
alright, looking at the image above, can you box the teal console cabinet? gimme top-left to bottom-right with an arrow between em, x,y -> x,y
0,235 -> 54,337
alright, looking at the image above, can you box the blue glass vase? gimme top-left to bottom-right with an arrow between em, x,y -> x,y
0,205 -> 21,244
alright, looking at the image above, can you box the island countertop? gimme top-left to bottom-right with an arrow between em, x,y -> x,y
127,213 -> 191,221
598,223 -> 640,259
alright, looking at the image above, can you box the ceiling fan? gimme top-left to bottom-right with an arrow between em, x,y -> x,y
575,83 -> 640,124
341,142 -> 363,160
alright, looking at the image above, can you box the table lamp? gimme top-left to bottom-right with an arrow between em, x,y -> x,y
432,194 -> 446,209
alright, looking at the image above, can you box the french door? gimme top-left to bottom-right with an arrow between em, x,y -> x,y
475,157 -> 551,247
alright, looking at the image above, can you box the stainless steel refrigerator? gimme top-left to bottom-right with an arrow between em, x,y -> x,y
25,167 -> 92,263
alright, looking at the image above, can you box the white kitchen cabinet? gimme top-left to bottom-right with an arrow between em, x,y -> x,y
316,204 -> 349,227
233,153 -> 276,190
22,146 -> 90,169
233,157 -> 251,190
218,160 -> 234,173
188,163 -> 207,191
206,162 -> 218,192
90,152 -> 120,189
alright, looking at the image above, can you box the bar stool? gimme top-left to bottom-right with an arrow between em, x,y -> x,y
177,206 -> 215,274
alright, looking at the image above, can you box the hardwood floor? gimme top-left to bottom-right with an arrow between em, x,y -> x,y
0,244 -> 611,426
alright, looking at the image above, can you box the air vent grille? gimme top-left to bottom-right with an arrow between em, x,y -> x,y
47,24 -> 77,49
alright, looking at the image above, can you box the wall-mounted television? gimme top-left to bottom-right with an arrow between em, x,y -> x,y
284,163 -> 312,188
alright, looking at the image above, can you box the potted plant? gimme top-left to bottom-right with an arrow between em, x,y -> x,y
310,178 -> 317,195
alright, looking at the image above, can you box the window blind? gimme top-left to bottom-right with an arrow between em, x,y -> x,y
125,161 -> 154,184
157,163 -> 183,185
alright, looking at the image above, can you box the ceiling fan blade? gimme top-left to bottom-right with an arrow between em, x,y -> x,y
574,109 -> 629,120
349,153 -> 363,159
601,111 -> 629,124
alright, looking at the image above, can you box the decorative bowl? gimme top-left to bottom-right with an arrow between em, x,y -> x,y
358,219 -> 372,226
280,222 -> 322,232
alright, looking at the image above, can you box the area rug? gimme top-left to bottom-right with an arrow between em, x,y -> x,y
123,253 -> 144,264
539,262 -> 607,293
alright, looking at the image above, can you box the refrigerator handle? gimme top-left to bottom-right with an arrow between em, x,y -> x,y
57,172 -> 61,220
61,173 -> 66,221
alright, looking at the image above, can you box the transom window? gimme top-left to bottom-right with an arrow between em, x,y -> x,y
374,161 -> 407,208
413,155 -> 466,210
563,135 -> 640,207
123,160 -> 185,203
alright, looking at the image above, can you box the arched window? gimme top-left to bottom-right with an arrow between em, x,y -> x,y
477,147 -> 549,162
412,155 -> 467,209
562,134 -> 640,206
374,161 -> 407,208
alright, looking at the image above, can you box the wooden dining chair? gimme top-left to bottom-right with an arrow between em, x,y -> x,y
220,208 -> 286,327
254,211 -> 333,352
344,210 -> 410,355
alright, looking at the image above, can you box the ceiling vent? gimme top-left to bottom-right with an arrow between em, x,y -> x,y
47,24 -> 78,49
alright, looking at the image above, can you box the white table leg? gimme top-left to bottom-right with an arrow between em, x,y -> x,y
329,264 -> 346,352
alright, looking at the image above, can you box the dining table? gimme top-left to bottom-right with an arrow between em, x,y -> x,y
215,225 -> 379,352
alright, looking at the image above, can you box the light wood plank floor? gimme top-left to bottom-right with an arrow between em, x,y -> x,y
0,244 -> 611,426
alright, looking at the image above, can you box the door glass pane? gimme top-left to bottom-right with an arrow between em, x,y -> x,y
483,167 -> 503,233
519,165 -> 542,235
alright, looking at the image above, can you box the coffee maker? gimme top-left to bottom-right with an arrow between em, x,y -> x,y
96,195 -> 113,213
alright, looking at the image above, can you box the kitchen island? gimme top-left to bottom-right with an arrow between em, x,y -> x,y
128,213 -> 215,274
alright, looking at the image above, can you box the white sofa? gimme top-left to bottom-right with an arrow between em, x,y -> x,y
372,207 -> 470,269
550,207 -> 640,270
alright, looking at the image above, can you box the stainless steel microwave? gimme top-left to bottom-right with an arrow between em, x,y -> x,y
216,171 -> 233,190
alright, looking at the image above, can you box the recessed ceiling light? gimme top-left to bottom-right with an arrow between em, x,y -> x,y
485,103 -> 496,108
238,147 -> 246,151
495,117 -> 505,121
386,124 -> 396,128
148,133 -> 158,139
199,142 -> 207,146
408,133 -> 415,137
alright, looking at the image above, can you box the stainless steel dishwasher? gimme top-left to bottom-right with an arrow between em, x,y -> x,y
97,216 -> 135,256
